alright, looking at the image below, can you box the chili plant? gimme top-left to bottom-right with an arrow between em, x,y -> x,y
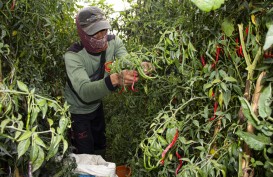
0,80 -> 71,175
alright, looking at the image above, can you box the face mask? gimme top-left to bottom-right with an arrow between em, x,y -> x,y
76,16 -> 108,53
88,34 -> 108,53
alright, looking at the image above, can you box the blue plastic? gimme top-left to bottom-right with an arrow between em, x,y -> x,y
78,175 -> 95,177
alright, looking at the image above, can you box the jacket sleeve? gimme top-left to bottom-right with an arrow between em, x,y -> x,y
64,52 -> 115,103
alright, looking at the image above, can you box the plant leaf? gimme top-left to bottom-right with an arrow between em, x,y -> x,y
32,146 -> 45,172
263,25 -> 273,51
17,131 -> 32,141
236,130 -> 271,151
17,138 -> 31,159
221,18 -> 234,37
191,0 -> 225,12
258,84 -> 272,118
239,97 -> 261,129
17,80 -> 29,92
30,143 -> 39,163
224,76 -> 237,83
0,119 -> 10,133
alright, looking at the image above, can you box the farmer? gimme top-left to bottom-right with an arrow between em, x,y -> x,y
64,6 -> 151,157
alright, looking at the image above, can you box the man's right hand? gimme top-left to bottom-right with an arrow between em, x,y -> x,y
110,70 -> 139,87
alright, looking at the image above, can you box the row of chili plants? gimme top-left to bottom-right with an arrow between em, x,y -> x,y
104,1 -> 273,176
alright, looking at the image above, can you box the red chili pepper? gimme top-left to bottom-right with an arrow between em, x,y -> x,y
200,55 -> 206,67
212,46 -> 221,69
160,129 -> 179,165
245,27 -> 249,35
104,61 -> 112,73
118,87 -> 125,94
175,152 -> 183,176
210,101 -> 218,121
264,53 -> 273,59
239,45 -> 243,57
235,37 -> 244,57
10,0 -> 16,10
131,72 -> 138,92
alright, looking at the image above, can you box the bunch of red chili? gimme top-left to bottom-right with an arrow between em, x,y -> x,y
200,46 -> 221,69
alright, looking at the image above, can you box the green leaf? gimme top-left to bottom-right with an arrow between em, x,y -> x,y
17,131 -> 32,141
238,97 -> 261,129
34,134 -> 47,148
0,142 -> 12,157
223,90 -> 231,109
58,116 -> 68,134
166,128 -> 176,144
221,18 -> 234,37
30,143 -> 39,163
17,138 -> 31,159
191,0 -> 225,12
236,130 -> 271,151
62,138 -> 68,155
220,82 -> 227,92
212,79 -> 221,84
203,83 -> 213,91
47,118 -> 53,127
31,107 -> 40,125
263,25 -> 273,51
17,80 -> 29,92
233,84 -> 243,96
258,84 -> 272,118
32,146 -> 45,172
223,76 -> 237,83
46,143 -> 59,161
193,120 -> 199,127
0,119 -> 10,133
36,98 -> 47,107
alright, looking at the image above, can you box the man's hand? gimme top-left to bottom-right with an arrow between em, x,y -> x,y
110,70 -> 139,87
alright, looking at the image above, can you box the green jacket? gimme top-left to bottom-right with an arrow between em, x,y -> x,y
64,35 -> 127,114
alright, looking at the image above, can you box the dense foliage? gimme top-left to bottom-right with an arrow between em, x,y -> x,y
0,0 -> 77,176
105,0 -> 273,177
1,0 -> 273,177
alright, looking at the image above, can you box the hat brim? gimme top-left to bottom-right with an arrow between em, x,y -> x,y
83,20 -> 111,36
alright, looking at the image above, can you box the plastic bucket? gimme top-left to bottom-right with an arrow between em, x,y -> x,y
116,165 -> 131,177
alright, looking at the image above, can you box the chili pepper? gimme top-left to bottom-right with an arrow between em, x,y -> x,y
245,26 -> 249,35
200,55 -> 206,67
137,66 -> 156,80
264,53 -> 273,59
10,0 -> 16,10
210,101 -> 218,121
160,129 -> 179,165
235,38 -> 244,57
212,46 -> 221,69
104,61 -> 112,73
118,87 -> 125,94
131,72 -> 138,92
143,152 -> 156,171
175,151 -> 183,176
239,45 -> 243,57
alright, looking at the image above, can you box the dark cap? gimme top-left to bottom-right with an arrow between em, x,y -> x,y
77,6 -> 111,35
